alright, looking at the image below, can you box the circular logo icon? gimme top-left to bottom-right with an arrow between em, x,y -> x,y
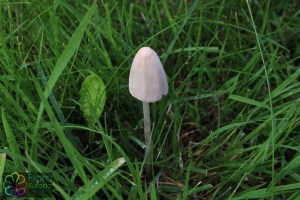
3,172 -> 28,198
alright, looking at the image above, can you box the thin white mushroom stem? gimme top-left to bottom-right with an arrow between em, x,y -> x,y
143,102 -> 152,176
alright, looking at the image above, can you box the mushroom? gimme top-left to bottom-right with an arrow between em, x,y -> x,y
129,47 -> 168,177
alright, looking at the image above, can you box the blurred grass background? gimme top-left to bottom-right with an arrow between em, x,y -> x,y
0,0 -> 299,199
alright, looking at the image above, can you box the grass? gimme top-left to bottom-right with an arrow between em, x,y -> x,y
0,0 -> 300,199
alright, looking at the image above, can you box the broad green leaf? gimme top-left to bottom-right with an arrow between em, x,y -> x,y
79,74 -> 106,126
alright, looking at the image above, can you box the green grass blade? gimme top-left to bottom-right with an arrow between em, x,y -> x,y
1,148 -> 77,193
71,157 -> 125,200
201,122 -> 248,145
187,184 -> 213,196
31,0 -> 97,165
36,58 -> 78,149
150,183 -> 157,200
229,94 -> 270,109
33,78 -> 88,184
274,154 -> 300,184
67,125 -> 144,199
162,0 -> 200,64
2,110 -> 25,171
0,153 -> 6,196
43,1 -> 97,99
232,183 -> 300,199
52,182 -> 72,200
271,69 -> 300,98
33,0 -> 97,134
182,161 -> 192,199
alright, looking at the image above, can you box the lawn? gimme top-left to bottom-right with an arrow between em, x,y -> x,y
0,0 -> 299,199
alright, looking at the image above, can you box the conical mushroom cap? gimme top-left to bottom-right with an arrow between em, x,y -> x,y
129,47 -> 168,103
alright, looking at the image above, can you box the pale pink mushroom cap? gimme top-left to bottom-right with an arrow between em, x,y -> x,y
129,47 -> 168,103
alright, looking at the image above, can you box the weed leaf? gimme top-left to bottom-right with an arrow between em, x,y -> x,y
80,74 -> 106,127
